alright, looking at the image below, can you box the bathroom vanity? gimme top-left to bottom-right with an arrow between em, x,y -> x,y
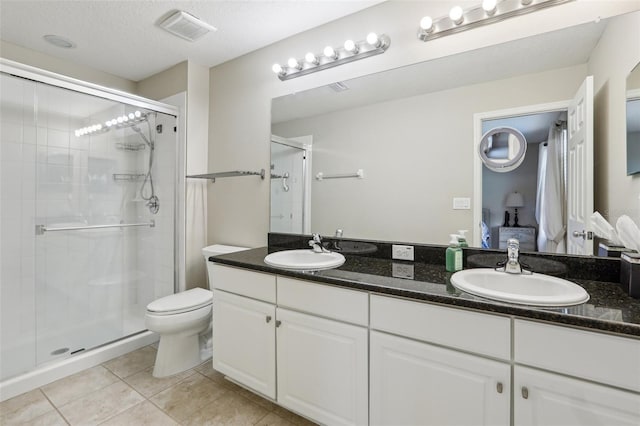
208,247 -> 640,426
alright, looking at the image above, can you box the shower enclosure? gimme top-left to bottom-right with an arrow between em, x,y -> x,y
0,62 -> 180,385
270,135 -> 311,234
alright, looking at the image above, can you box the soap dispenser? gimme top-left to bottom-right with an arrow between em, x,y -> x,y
446,234 -> 463,272
457,230 -> 469,248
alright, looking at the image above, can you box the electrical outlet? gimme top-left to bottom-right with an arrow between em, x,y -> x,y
392,244 -> 414,261
392,263 -> 415,279
453,197 -> 471,210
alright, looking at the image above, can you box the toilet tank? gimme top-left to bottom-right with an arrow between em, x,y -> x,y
202,245 -> 249,288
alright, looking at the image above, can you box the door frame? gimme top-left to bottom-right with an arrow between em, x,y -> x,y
472,100 -> 570,247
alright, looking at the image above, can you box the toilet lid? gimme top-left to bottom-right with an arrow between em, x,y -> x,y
147,288 -> 212,315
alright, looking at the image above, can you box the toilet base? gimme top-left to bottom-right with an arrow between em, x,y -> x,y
153,333 -> 203,378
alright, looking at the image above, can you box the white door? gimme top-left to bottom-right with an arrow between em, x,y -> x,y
212,290 -> 276,399
515,366 -> 640,425
276,308 -> 368,426
567,76 -> 594,255
370,331 -> 510,426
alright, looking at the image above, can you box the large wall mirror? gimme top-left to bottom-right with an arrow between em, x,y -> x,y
627,62 -> 640,175
271,13 -> 635,254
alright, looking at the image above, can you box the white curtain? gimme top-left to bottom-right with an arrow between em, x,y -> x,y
185,180 -> 207,290
536,126 -> 566,253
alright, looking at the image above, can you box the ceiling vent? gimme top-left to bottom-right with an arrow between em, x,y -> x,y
159,10 -> 217,42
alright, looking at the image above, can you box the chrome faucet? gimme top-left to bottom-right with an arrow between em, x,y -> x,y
497,238 -> 532,274
309,233 -> 328,253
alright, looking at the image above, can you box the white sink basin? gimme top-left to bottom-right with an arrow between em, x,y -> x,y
264,249 -> 345,271
450,269 -> 589,307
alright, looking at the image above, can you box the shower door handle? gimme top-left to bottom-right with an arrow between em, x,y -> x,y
282,172 -> 290,192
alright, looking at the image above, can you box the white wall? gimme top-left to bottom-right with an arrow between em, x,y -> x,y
208,0 -> 639,247
589,10 -> 640,226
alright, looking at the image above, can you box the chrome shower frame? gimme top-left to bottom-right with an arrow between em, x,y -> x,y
0,58 -> 185,294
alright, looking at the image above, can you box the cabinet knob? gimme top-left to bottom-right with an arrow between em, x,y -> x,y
496,382 -> 503,394
276,320 -> 282,327
521,386 -> 529,399
266,315 -> 272,323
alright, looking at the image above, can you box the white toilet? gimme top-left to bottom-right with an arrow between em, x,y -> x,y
145,244 -> 248,377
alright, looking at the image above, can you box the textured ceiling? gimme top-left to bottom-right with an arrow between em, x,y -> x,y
0,0 -> 384,81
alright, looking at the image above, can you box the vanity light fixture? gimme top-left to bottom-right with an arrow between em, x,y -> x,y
75,111 -> 148,137
418,0 -> 574,42
272,33 -> 390,81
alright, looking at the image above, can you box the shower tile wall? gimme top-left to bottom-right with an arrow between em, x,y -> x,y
1,74 -> 37,380
0,73 -> 176,381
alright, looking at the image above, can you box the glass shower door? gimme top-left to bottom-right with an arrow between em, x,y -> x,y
270,141 -> 306,234
0,71 -> 177,377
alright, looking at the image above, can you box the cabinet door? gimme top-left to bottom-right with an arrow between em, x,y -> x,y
370,331 -> 510,426
212,290 -> 276,399
515,366 -> 640,426
276,308 -> 368,426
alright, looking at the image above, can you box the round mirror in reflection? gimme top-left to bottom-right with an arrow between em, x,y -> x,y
478,126 -> 527,172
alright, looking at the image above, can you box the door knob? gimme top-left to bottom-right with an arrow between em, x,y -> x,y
572,230 -> 593,240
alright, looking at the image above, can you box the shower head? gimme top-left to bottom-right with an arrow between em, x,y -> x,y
132,125 -> 153,148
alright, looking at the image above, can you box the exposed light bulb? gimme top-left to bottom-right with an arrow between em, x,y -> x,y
482,0 -> 497,15
75,130 -> 80,137
323,46 -> 337,59
344,39 -> 358,53
449,6 -> 464,25
366,32 -> 380,47
128,113 -> 135,120
134,110 -> 142,118
122,115 -> 129,122
304,52 -> 319,65
272,63 -> 284,75
105,121 -> 113,127
117,117 -> 124,123
420,16 -> 434,32
96,124 -> 102,130
287,57 -> 301,70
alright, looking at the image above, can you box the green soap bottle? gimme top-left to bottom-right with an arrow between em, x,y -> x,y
457,230 -> 469,248
446,234 -> 463,272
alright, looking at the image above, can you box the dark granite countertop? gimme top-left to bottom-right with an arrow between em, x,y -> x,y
211,247 -> 640,338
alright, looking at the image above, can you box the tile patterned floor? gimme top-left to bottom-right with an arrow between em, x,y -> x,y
0,345 -> 317,426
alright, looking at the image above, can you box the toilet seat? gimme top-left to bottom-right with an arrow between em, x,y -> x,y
146,288 -> 212,316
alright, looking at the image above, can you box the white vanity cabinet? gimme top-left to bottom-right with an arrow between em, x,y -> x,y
513,319 -> 640,425
276,277 -> 369,426
211,265 -> 368,425
211,265 -> 277,399
369,295 -> 511,426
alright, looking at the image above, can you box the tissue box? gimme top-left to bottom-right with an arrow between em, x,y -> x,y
598,242 -> 634,258
620,252 -> 640,298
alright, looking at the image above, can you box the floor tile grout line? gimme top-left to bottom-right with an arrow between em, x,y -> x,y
38,387 -> 71,425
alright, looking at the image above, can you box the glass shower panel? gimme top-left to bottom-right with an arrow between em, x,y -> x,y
0,73 -> 176,376
0,73 -> 38,379
270,141 -> 305,233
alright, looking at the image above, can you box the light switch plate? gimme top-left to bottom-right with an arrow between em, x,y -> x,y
392,244 -> 414,261
453,197 -> 471,210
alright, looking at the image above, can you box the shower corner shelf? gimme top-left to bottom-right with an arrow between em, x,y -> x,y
187,169 -> 265,183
